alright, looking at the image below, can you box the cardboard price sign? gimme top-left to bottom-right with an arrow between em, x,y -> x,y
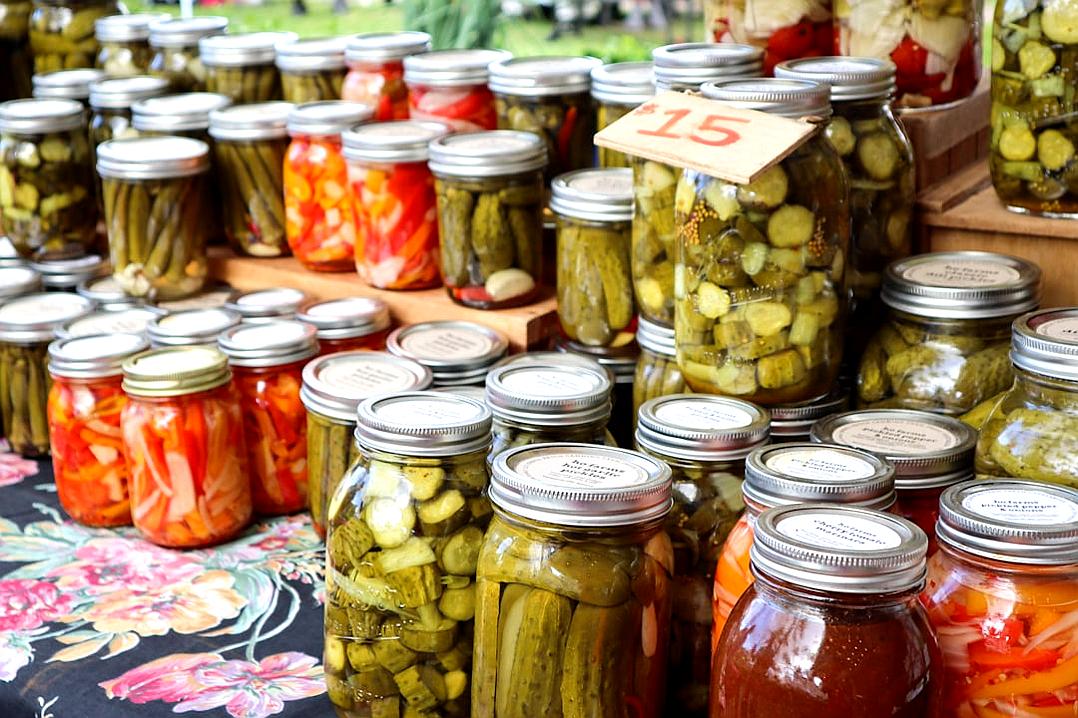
594,91 -> 816,185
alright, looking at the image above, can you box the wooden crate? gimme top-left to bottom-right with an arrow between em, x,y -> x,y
898,81 -> 990,192
207,249 -> 560,352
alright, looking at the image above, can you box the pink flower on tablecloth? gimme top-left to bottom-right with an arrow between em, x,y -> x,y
100,653 -> 219,703
49,537 -> 201,597
0,579 -> 74,632
0,451 -> 38,487
0,630 -> 36,682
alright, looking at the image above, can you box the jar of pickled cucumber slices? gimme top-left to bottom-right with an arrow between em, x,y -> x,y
147,16 -> 227,93
590,61 -> 654,169
297,296 -> 391,354
634,316 -> 688,416
200,32 -> 296,104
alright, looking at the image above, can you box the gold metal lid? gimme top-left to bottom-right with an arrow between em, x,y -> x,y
122,345 -> 231,397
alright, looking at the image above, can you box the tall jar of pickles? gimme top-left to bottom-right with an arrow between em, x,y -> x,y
342,31 -> 430,121
276,37 -> 347,104
591,61 -> 654,169
94,13 -> 168,78
297,297 -> 391,354
147,16 -> 228,93
404,48 -> 510,132
29,0 -> 117,73
635,394 -> 769,717
675,79 -> 849,404
634,316 -> 688,415
428,131 -> 546,308
0,0 -> 33,102
200,32 -> 297,104
323,391 -> 492,717
32,67 -> 103,105
476,443 -> 674,718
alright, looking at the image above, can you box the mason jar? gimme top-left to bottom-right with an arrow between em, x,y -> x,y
342,120 -> 447,290
476,443 -> 674,718
676,79 -> 849,404
651,41 -> 763,92
57,305 -> 164,339
556,336 -> 639,447
634,316 -> 688,416
0,0 -> 32,102
200,31 -> 296,104
76,273 -> 133,309
131,91 -> 232,143
635,393 -> 769,717
300,350 -> 432,538
296,296 -> 391,354
767,388 -> 847,442
154,280 -> 233,313
428,130 -> 546,308
0,264 -> 41,301
224,287 -> 309,323
88,74 -> 168,149
94,13 -> 167,78
591,60 -> 654,168
404,48 -> 510,132
387,320 -> 508,388
711,0 -> 833,74
342,30 -> 430,121
29,0 -> 117,74
276,36 -> 347,104
146,306 -> 241,348
147,15 -> 228,93
31,67 -> 104,106
858,251 -> 1042,415
30,253 -> 106,291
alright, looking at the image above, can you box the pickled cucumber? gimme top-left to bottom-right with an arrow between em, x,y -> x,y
206,64 -> 282,103
29,0 -> 115,74
495,91 -> 594,180
215,138 -> 289,258
633,348 -> 689,417
557,218 -> 634,346
280,69 -> 343,103
631,158 -> 681,326
0,341 -> 50,456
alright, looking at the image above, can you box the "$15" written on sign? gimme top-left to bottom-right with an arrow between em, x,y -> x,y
593,90 -> 816,185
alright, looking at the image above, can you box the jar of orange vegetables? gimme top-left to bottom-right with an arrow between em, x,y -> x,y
47,332 -> 149,527
296,296 -> 391,354
341,31 -> 430,121
404,48 -> 511,132
284,101 -> 374,272
120,345 -> 252,548
342,120 -> 446,290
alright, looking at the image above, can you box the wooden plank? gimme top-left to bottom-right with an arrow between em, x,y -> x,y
917,161 -> 991,214
922,185 -> 1078,240
897,82 -> 990,191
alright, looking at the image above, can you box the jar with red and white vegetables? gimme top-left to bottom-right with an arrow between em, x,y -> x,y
342,31 -> 430,121
708,0 -> 833,74
404,48 -> 511,132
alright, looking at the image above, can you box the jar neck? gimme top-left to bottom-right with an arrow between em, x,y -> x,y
753,567 -> 923,611
889,308 -> 1018,333
127,381 -> 232,403
357,443 -> 489,467
49,372 -> 124,386
491,506 -> 662,545
493,414 -> 609,437
636,443 -> 745,474
230,357 -> 310,375
1013,365 -> 1078,404
936,540 -> 1077,579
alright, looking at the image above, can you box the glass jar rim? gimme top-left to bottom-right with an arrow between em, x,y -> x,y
743,442 -> 896,509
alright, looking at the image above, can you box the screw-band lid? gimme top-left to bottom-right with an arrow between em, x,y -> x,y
48,332 -> 149,379
636,394 -> 769,462
743,442 -> 896,510
355,391 -> 491,456
300,350 -> 432,422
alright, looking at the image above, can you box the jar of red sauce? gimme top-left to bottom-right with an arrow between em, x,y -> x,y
404,48 -> 510,132
296,297 -> 391,354
341,31 -> 430,121
712,504 -> 942,717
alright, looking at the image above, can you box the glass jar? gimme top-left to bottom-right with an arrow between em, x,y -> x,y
284,101 -> 373,272
224,287 -> 309,323
218,320 -> 318,517
489,55 -> 602,180
553,167 -> 635,346
591,60 -> 654,169
812,408 -> 977,555
209,102 -> 293,258
387,320 -> 508,388
652,41 -> 764,92
342,31 -> 430,121
858,251 -> 1042,415
94,13 -> 167,78
58,305 -> 164,339
147,16 -> 227,93
634,316 -> 688,416
296,297 -> 391,354
476,443 -> 674,718
0,98 -> 97,259
47,332 -> 147,526
676,79 -> 849,404
32,67 -> 103,105
88,74 -> 168,155
714,504 -> 941,716
97,135 -> 213,300
923,480 -> 1078,716
29,0 -> 117,74
712,442 -> 896,645
301,350 -> 431,538
324,391 -> 492,717
556,337 -> 639,448
404,48 -> 510,132
342,120 -> 447,290
146,307 -> 241,348
30,253 -> 106,291
76,273 -> 134,309
200,31 -> 296,104
276,36 -> 347,104
131,91 -> 232,142
768,388 -> 848,442
635,394 -> 769,717
154,280 -> 233,313
711,0 -> 833,74
0,0 -> 32,102
428,130 -> 546,308
0,291 -> 93,454
121,345 -> 252,547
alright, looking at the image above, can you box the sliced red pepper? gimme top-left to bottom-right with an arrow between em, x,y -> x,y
968,641 -> 1061,672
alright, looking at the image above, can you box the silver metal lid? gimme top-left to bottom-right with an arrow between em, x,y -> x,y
300,351 -> 432,422
1011,307 -> 1078,381
433,384 -> 488,403
146,307 -> 242,347
491,350 -> 610,382
48,332 -> 150,379
148,16 -> 228,48
274,36 -> 347,73
132,92 -> 232,133
490,443 -> 673,528
96,136 -> 210,180
342,120 -> 448,164
701,78 -> 831,118
751,505 -> 927,594
88,75 -> 170,110
224,287 -> 309,319
30,254 -> 108,290
77,274 -> 133,308
652,42 -> 763,91
0,237 -> 21,268
812,410 -> 976,489
774,56 -> 897,102
95,13 -> 169,43
287,100 -> 372,137
937,480 -> 1078,565
218,319 -> 318,367
550,168 -> 633,223
427,130 -> 546,177
769,389 -> 849,440
0,98 -> 84,134
355,391 -> 491,456
486,361 -> 612,427
0,292 -> 93,343
199,31 -> 298,67
58,306 -> 165,340
743,443 -> 896,510
296,297 -> 390,340
0,266 -> 42,298
404,48 -> 511,87
635,316 -> 675,357
387,321 -> 509,376
637,394 -> 769,462
488,56 -> 602,97
32,69 -> 106,101
208,102 -> 293,141
155,282 -> 233,312
345,31 -> 431,63
556,338 -> 640,382
590,61 -> 655,105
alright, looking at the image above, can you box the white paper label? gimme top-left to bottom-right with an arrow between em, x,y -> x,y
832,419 -> 960,455
321,358 -> 421,395
517,452 -> 649,489
765,448 -> 877,481
902,259 -> 1021,288
653,398 -> 753,430
1036,317 -> 1078,342
778,513 -> 903,551
400,327 -> 493,361
963,489 -> 1078,525
375,396 -> 483,426
500,368 -> 597,397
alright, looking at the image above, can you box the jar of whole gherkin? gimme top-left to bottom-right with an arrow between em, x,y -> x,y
224,287 -> 309,323
387,321 -> 508,387
96,135 -> 213,300
276,36 -> 347,104
0,0 -> 32,102
858,251 -> 1042,415
634,316 -> 688,416
428,130 -> 546,308
30,253 -> 106,291
591,60 -> 654,168
131,91 -> 232,142
58,305 -> 163,339
476,443 -> 674,718
94,13 -> 168,78
404,48 -> 510,132
31,67 -> 104,106
0,98 -> 97,259
29,0 -> 117,74
209,101 -> 292,258
147,15 -> 227,93
342,31 -> 430,121
768,388 -> 848,442
552,167 -> 635,347
0,290 -> 92,455
635,393 -> 769,717
297,296 -> 391,354
200,32 -> 296,104
676,79 -> 849,404
301,351 -> 432,538
146,306 -> 241,348
633,43 -> 763,327
489,55 -> 602,180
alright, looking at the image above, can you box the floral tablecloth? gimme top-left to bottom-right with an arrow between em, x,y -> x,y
0,443 -> 331,718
